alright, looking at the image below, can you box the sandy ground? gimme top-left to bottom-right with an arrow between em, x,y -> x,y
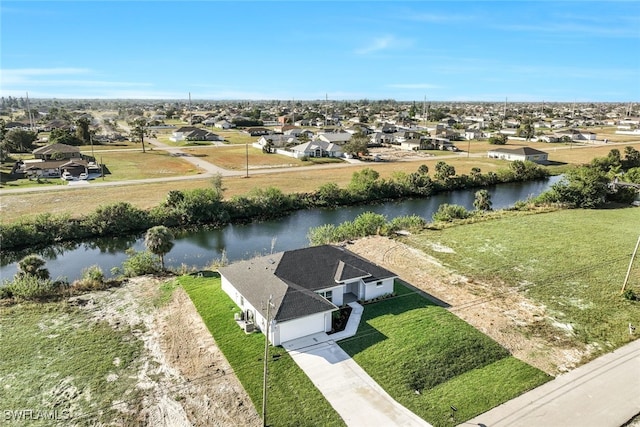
71,277 -> 260,426
346,236 -> 593,375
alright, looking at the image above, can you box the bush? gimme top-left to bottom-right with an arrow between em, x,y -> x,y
74,265 -> 105,290
0,284 -> 12,299
6,275 -> 66,300
83,202 -> 149,236
623,289 -> 638,301
387,215 -> 427,233
16,254 -> 50,280
121,249 -> 162,277
432,204 -> 470,222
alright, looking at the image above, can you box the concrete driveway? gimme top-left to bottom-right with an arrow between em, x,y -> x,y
282,303 -> 430,427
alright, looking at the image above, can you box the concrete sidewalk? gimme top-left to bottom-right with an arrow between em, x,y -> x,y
462,338 -> 640,427
283,302 -> 431,427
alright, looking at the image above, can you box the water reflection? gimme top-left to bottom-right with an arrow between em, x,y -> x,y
0,176 -> 561,282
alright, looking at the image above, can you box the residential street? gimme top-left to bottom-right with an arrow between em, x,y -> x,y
461,338 -> 640,427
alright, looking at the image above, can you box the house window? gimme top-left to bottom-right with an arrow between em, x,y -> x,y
318,290 -> 333,302
376,281 -> 383,287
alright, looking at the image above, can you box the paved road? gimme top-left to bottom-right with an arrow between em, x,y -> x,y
462,338 -> 640,427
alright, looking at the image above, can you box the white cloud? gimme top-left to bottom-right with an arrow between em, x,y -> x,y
1,68 -> 90,84
355,35 -> 412,55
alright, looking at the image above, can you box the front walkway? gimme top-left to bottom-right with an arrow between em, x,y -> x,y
282,302 -> 431,427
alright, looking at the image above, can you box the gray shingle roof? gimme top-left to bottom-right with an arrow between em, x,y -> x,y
218,245 -> 396,322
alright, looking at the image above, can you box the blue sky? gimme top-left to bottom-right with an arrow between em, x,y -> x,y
1,1 -> 639,101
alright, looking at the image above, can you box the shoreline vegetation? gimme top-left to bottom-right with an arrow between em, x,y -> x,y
1,160 -> 549,252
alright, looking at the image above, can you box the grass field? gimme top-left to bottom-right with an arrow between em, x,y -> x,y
0,302 -> 144,426
3,141 -> 639,223
182,145 -> 305,170
0,158 -> 506,222
180,274 -> 345,427
339,282 -> 550,426
214,130 -> 258,145
404,208 -> 640,353
97,150 -> 200,180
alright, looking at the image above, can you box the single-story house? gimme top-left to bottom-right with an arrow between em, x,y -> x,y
215,120 -> 234,129
488,147 -> 548,163
20,158 -> 89,178
557,129 -> 597,141
316,132 -> 352,145
219,245 -> 397,346
289,140 -> 343,159
170,127 -> 222,142
244,127 -> 271,136
33,143 -> 82,161
369,132 -> 394,146
254,134 -> 299,150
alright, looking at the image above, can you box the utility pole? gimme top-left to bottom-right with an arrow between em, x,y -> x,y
262,295 -> 273,427
621,235 -> 640,294
245,143 -> 249,178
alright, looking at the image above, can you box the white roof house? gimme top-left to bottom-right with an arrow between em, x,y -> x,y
488,147 -> 549,163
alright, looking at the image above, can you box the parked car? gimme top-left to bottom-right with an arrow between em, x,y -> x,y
61,171 -> 73,181
79,172 -> 88,180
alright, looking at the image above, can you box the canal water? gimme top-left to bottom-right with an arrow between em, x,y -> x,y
0,176 -> 561,282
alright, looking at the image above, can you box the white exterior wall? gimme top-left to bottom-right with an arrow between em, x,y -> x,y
169,132 -> 185,142
525,154 -> 548,162
362,277 -> 395,301
220,275 -> 267,329
274,311 -> 332,345
316,284 -> 344,306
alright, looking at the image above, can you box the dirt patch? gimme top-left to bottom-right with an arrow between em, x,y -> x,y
346,236 -> 591,375
369,146 -> 443,161
71,277 -> 260,426
157,287 -> 261,426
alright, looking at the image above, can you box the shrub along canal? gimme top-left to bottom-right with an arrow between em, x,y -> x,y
0,176 -> 561,282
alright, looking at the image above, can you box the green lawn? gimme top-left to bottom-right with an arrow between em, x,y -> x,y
339,282 -> 550,426
180,274 -> 345,427
0,303 -> 144,426
405,208 -> 640,351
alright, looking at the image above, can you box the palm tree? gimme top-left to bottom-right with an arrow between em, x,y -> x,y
16,254 -> 50,279
144,226 -> 174,270
473,189 -> 492,211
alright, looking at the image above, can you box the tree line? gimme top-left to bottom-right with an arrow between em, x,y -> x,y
0,160 -> 551,252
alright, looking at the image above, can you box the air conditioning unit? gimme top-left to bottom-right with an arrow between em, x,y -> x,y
244,322 -> 255,333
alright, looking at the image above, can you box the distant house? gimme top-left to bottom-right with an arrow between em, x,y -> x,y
316,132 -> 352,145
244,127 -> 271,136
538,134 -> 563,143
219,245 -> 397,346
255,134 -> 299,150
18,143 -> 91,178
464,129 -> 483,140
214,120 -> 234,130
289,140 -> 343,159
369,132 -> 394,146
284,128 -> 314,139
170,127 -> 222,142
33,143 -> 82,160
557,129 -> 597,141
488,147 -> 549,163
